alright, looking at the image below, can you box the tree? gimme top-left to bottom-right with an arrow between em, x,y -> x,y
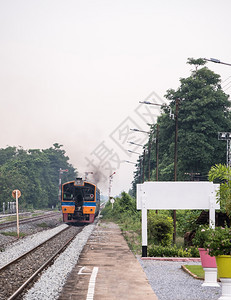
164,58 -> 231,180
0,144 -> 77,210
148,211 -> 173,246
208,164 -> 231,217
131,58 -> 231,193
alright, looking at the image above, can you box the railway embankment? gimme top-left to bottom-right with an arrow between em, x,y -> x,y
0,211 -> 63,248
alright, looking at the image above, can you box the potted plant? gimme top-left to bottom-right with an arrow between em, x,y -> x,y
193,225 -> 217,268
193,225 -> 219,287
208,164 -> 231,298
206,226 -> 231,277
205,227 -> 231,299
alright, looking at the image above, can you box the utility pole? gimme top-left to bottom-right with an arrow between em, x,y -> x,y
173,98 -> 180,244
148,137 -> 151,181
142,149 -> 146,183
58,168 -> 68,208
218,132 -> 231,167
174,99 -> 179,181
108,172 -> 116,206
156,124 -> 159,181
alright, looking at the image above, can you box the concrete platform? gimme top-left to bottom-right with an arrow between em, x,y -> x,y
59,221 -> 158,300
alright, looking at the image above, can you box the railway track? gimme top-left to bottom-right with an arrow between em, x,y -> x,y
0,225 -> 83,299
0,211 -> 61,230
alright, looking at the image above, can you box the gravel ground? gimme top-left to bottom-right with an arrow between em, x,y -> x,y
0,223 -> 68,268
0,212 -> 63,249
138,259 -> 222,300
23,223 -> 95,300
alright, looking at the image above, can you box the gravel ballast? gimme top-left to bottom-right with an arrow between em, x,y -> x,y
23,223 -> 95,300
0,224 -> 68,268
139,259 -> 222,300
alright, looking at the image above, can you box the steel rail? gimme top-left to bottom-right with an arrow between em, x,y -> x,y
8,230 -> 79,300
0,225 -> 70,272
0,212 -> 61,230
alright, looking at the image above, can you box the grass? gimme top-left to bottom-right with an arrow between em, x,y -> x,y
1,231 -> 26,238
36,222 -> 48,228
184,265 -> 204,279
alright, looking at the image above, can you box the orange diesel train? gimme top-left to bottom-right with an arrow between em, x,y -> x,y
61,178 -> 100,223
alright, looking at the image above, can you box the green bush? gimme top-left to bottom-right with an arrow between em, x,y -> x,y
148,211 -> 173,246
148,244 -> 199,257
101,192 -> 140,223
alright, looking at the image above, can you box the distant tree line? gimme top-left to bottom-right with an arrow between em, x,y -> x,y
130,58 -> 231,196
0,143 -> 77,210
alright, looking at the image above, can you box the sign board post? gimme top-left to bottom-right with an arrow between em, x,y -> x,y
137,182 -> 220,257
12,190 -> 21,238
141,195 -> 148,257
110,198 -> 115,209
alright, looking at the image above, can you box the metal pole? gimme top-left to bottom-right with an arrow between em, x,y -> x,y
142,149 -> 145,183
148,138 -> 151,181
140,160 -> 142,183
227,139 -> 231,167
174,99 -> 179,181
58,168 -> 68,208
16,191 -> 19,238
59,168 -> 62,206
156,124 -> 159,181
108,172 -> 116,205
173,98 -> 179,244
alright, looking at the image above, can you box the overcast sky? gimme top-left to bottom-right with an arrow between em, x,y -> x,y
1,0 -> 231,196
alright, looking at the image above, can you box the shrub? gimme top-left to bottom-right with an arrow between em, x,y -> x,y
148,244 -> 199,257
205,226 -> 231,256
192,225 -> 210,248
101,192 -> 140,223
148,211 -> 173,246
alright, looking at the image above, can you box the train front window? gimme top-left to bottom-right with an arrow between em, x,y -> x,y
63,184 -> 74,200
83,188 -> 95,201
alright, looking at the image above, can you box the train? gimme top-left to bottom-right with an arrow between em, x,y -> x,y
61,177 -> 100,223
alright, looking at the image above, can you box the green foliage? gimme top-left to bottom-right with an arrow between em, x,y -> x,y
148,244 -> 199,257
101,192 -> 140,223
187,57 -> 206,67
176,210 -> 202,236
208,164 -> 231,216
131,58 -> 231,191
147,211 -> 173,246
0,144 -> 77,210
192,225 -> 210,248
1,231 -> 26,238
36,222 -> 48,228
205,226 -> 231,256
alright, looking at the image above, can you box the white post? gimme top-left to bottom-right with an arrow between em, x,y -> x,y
16,191 -> 19,238
200,194 -> 219,287
219,278 -> 231,300
202,268 -> 219,287
209,194 -> 216,229
141,194 -> 147,257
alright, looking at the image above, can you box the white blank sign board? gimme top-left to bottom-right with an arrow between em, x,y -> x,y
137,181 -> 220,210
